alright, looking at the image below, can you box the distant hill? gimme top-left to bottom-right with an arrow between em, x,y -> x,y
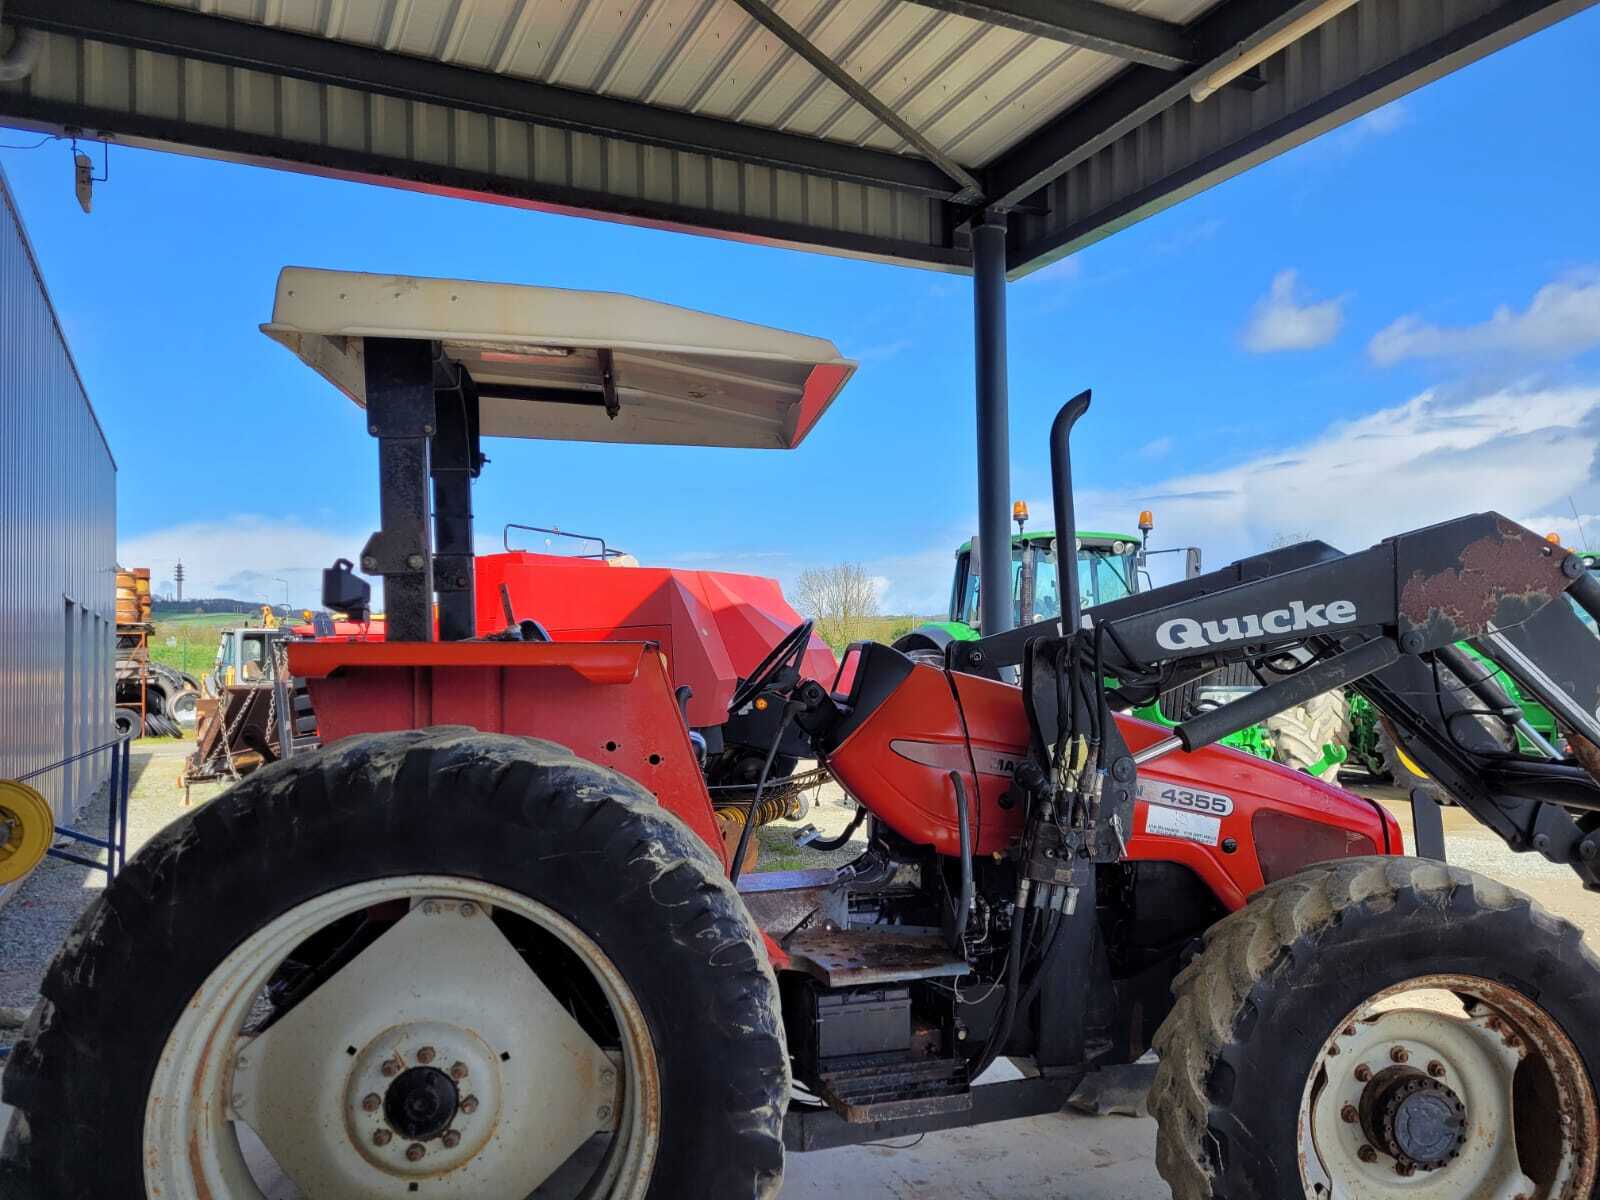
150,597 -> 265,616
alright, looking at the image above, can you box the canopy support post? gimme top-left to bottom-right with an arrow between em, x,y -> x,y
972,214 -> 1014,638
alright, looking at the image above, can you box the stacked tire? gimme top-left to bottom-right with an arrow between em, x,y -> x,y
1265,690 -> 1350,782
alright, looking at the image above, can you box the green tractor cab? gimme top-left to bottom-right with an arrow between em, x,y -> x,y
894,517 -> 1277,761
944,528 -> 1146,639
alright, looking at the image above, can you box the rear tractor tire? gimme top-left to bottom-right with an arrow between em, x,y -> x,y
1,728 -> 789,1200
1150,857 -> 1600,1200
1266,690 -> 1349,782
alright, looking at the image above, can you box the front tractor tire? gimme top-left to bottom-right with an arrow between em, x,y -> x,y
1,728 -> 789,1200
1150,857 -> 1600,1200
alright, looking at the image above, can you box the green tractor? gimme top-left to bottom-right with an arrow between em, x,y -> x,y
893,509 -> 1278,761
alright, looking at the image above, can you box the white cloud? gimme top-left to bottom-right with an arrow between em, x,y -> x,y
1336,100 -> 1410,150
1370,273 -> 1600,365
857,383 -> 1600,611
119,516 -> 387,610
1242,270 -> 1346,352
1137,436 -> 1173,461
1152,217 -> 1224,256
1071,384 -> 1600,567
1020,256 -> 1082,287
850,338 -> 915,361
1358,100 -> 1410,137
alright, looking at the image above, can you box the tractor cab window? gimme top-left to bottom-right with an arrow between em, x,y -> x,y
1079,549 -> 1136,607
956,551 -> 1025,629
240,634 -> 269,677
958,540 -> 1141,628
1032,557 -> 1061,622
1033,545 -> 1137,618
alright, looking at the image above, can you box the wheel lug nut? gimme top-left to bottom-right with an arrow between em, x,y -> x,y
1358,1145 -> 1378,1163
1427,1060 -> 1446,1078
1389,1046 -> 1409,1064
406,1143 -> 426,1162
1354,1065 -> 1372,1083
372,1129 -> 392,1147
600,1068 -> 616,1086
460,1095 -> 479,1114
1343,1025 -> 1357,1037
597,1104 -> 612,1122
381,1057 -> 402,1078
416,1046 -> 436,1065
450,1061 -> 468,1080
1341,1105 -> 1359,1124
1395,1162 -> 1415,1177
442,1129 -> 461,1149
460,902 -> 477,918
361,1092 -> 381,1112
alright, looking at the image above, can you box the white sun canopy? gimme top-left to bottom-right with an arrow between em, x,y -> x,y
263,267 -> 855,449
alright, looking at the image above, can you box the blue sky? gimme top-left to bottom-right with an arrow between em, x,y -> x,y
4,9 -> 1600,614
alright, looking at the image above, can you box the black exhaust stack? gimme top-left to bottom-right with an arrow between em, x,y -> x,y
1049,390 -> 1092,635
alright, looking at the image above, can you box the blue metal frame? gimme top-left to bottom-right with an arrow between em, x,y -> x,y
14,732 -> 134,881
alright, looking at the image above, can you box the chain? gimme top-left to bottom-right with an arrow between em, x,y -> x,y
202,685 -> 254,780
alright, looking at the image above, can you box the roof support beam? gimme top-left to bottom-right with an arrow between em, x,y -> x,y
0,93 -> 971,271
902,0 -> 1195,70
5,0 -> 962,199
727,0 -> 984,202
984,0 -> 1334,206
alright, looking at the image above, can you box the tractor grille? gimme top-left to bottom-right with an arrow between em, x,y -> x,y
1157,662 -> 1261,722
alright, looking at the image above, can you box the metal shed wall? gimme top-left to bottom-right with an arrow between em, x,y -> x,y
0,166 -> 118,902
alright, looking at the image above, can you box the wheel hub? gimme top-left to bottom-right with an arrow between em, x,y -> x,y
344,1018 -> 503,1176
1359,1066 -> 1466,1170
1301,999 -> 1538,1200
384,1066 -> 459,1141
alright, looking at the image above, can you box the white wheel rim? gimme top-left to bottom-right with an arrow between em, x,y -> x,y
1298,973 -> 1597,1200
143,876 -> 659,1199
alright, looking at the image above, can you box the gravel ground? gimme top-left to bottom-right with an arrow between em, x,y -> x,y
0,737 -> 225,1016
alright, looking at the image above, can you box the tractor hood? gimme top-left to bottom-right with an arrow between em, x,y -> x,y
262,267 -> 857,449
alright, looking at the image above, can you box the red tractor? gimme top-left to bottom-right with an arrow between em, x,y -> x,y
308,528 -> 838,860
7,269 -> 1600,1200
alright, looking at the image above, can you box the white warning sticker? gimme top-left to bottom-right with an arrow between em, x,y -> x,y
1142,804 -> 1222,847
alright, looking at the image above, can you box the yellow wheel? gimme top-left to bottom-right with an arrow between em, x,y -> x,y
0,779 -> 54,886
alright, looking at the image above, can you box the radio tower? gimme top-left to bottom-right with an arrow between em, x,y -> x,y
174,559 -> 185,602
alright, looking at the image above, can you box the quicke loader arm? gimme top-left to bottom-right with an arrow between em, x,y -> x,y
959,508 -> 1600,890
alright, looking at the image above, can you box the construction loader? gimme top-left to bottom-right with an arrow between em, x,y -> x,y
6,269 -> 1600,1200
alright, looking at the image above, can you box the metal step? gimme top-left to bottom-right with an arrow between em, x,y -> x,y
817,1055 -> 971,1123
784,929 -> 969,987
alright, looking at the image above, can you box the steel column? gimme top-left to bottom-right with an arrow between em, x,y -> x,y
431,366 -> 482,642
972,216 -> 1013,638
358,338 -> 437,643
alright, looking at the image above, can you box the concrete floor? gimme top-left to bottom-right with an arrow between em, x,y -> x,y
2,747 -> 1596,1197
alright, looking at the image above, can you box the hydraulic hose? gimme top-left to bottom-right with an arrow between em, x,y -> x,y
971,904 -> 1028,1082
948,771 -> 974,952
808,803 -> 867,851
727,700 -> 797,886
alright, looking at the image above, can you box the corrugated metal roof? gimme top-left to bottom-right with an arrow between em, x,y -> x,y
0,0 -> 1591,272
143,0 -> 1221,169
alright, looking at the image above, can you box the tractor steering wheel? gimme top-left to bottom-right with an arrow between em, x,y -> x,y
729,620 -> 815,713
